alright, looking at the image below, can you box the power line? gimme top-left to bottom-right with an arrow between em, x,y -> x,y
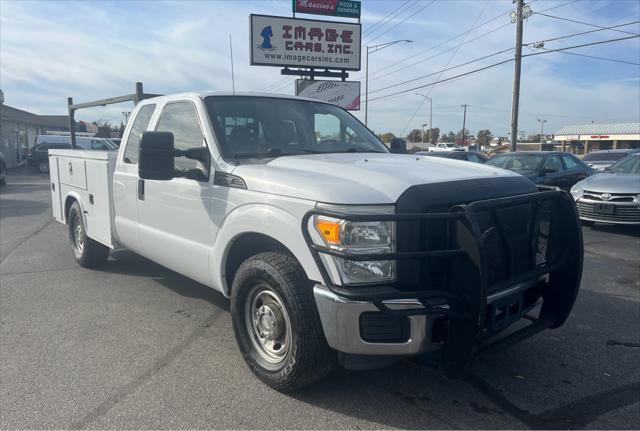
400,0 -> 490,135
535,12 -> 640,36
362,0 -> 413,38
369,47 -> 514,95
365,0 -> 436,46
537,48 -> 640,66
369,22 -> 511,83
539,0 -> 579,13
525,20 -> 640,46
364,6 -> 514,81
522,34 -> 640,58
361,0 -> 579,83
369,34 -> 640,103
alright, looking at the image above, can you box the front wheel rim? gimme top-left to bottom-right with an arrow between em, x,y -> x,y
244,285 -> 292,365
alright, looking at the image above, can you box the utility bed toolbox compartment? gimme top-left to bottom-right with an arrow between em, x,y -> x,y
49,149 -> 117,248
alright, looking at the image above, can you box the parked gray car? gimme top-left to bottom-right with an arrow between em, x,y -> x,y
581,148 -> 640,172
571,153 -> 640,225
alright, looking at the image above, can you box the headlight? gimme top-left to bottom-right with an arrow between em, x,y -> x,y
570,183 -> 584,200
314,206 -> 395,285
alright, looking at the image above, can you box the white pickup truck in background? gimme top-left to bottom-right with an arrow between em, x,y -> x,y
49,92 -> 583,391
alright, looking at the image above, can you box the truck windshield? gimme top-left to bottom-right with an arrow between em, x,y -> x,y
205,96 -> 388,160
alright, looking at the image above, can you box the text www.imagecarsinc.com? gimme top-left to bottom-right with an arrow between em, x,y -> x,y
263,52 -> 351,64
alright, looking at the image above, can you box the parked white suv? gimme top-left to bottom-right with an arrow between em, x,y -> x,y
49,92 -> 583,390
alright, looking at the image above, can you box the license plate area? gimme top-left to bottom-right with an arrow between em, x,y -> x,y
594,203 -> 614,215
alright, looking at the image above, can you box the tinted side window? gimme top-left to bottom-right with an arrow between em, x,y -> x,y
124,104 -> 156,164
155,102 -> 206,175
562,155 -> 578,169
467,154 -> 485,163
544,155 -> 564,171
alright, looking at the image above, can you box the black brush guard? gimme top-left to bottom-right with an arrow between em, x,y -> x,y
301,189 -> 583,377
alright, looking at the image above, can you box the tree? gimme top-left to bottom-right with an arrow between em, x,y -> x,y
406,129 -> 422,143
477,129 -> 493,147
441,131 -> 456,142
424,127 -> 440,144
455,128 -> 470,139
379,132 -> 396,143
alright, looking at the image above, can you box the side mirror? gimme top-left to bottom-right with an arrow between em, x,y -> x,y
390,138 -> 406,154
139,131 -> 175,180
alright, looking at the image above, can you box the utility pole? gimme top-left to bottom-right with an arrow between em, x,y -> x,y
461,104 -> 469,147
229,35 -> 236,95
510,0 -> 525,152
537,118 -> 547,143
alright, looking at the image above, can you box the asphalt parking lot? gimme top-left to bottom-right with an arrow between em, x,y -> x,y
1,166 -> 638,430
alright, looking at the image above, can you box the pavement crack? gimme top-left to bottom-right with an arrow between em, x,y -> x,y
536,381 -> 640,429
465,374 -> 640,430
68,309 -> 225,429
606,339 -> 640,348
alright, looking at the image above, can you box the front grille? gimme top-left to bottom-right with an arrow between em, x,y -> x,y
577,201 -> 640,223
583,191 -> 636,202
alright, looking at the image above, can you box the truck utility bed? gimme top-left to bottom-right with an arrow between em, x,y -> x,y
49,149 -> 117,248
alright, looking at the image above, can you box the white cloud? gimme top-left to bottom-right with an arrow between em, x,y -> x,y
0,0 -> 638,138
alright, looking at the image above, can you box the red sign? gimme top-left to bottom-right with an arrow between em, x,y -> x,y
590,135 -> 610,139
293,0 -> 361,18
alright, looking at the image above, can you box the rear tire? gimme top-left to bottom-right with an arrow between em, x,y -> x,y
231,251 -> 334,391
68,201 -> 110,268
38,161 -> 49,174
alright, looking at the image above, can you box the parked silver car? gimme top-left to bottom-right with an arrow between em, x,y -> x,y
570,153 -> 640,225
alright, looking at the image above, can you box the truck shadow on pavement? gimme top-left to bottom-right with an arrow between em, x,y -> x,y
94,249 -> 638,430
101,249 -> 230,312
0,199 -> 50,219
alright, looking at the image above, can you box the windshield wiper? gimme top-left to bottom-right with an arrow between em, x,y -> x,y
341,147 -> 385,153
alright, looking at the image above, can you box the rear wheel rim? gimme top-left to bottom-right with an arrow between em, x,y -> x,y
244,284 -> 292,365
72,215 -> 84,253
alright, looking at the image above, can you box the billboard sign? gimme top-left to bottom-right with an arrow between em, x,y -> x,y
293,0 -> 361,19
250,14 -> 361,71
296,80 -> 360,110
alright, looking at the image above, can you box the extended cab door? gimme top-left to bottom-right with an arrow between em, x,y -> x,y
113,103 -> 156,251
135,100 -> 213,286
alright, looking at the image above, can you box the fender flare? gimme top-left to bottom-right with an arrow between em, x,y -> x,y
62,191 -> 87,227
211,203 -> 323,296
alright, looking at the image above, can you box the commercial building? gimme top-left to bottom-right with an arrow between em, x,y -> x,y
553,122 -> 640,154
0,103 -> 69,167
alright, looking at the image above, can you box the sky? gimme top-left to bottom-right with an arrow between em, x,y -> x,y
1,0 -> 639,138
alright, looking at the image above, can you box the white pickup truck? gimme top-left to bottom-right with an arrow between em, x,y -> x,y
49,92 -> 583,391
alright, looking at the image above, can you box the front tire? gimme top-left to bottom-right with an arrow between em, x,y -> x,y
38,161 -> 49,174
231,251 -> 334,391
0,164 -> 6,186
68,201 -> 110,268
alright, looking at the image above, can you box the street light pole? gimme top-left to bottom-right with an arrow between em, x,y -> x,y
421,123 -> 427,149
415,93 -> 432,148
537,118 -> 547,143
365,40 -> 412,126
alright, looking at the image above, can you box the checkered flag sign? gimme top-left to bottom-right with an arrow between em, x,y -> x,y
296,80 -> 360,110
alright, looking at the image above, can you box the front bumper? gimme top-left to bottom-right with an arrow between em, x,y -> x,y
576,198 -> 640,225
303,189 -> 584,376
313,284 -> 441,355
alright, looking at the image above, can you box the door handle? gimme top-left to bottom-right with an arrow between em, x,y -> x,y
138,179 -> 145,200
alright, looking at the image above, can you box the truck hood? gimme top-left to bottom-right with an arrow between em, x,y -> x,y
578,172 -> 640,194
232,153 -> 519,204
